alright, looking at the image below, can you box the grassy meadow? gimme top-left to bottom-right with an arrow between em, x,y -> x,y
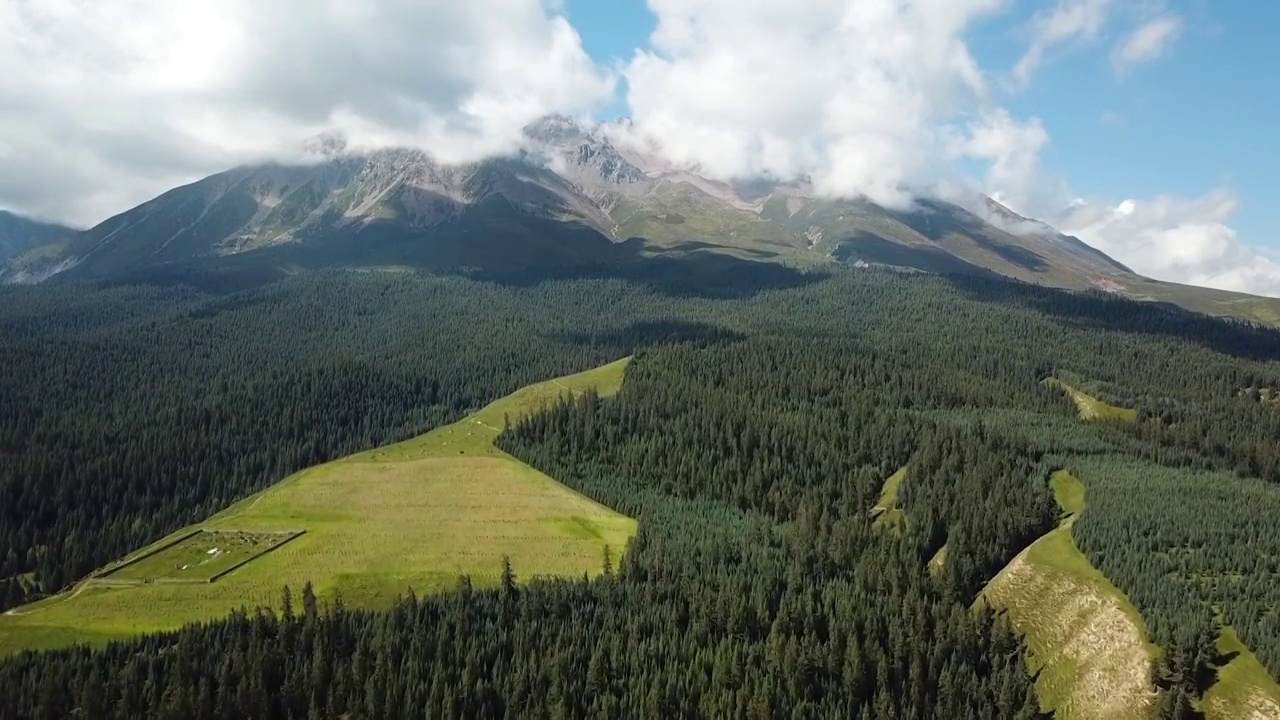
0,358 -> 637,655
1202,625 -> 1280,720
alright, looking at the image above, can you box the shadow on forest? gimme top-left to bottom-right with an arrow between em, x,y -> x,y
552,318 -> 745,353
944,273 -> 1280,363
78,220 -> 824,302
490,241 -> 824,300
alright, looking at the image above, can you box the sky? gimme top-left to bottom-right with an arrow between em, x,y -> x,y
2,0 -> 1277,296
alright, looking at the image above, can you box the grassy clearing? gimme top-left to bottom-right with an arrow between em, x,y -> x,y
1045,378 -> 1137,423
1202,626 -> 1280,720
927,545 -> 949,578
982,471 -> 1159,720
870,466 -> 909,531
0,358 -> 637,655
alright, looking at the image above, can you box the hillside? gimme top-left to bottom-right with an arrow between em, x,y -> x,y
6,117 -> 1278,326
0,211 -> 73,265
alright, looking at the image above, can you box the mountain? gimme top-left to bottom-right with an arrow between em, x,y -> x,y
6,116 -> 1279,325
0,211 -> 75,266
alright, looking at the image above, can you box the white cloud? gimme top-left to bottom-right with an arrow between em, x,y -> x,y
1012,0 -> 1111,87
1111,13 -> 1183,73
0,0 -> 612,226
963,110 -> 1280,299
620,0 -> 1006,208
958,109 -> 1050,211
1053,190 -> 1280,297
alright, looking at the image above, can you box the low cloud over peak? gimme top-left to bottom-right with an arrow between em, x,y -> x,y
2,0 -> 1275,297
0,0 -> 611,227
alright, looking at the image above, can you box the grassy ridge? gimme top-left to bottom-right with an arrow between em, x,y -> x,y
983,471 -> 1159,720
0,359 -> 637,655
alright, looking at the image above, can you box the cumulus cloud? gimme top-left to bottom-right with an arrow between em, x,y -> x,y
1012,0 -> 1111,87
965,117 -> 1280,299
1111,13 -> 1183,73
957,109 -> 1050,211
621,0 -> 1005,208
1052,191 -> 1280,298
0,0 -> 611,226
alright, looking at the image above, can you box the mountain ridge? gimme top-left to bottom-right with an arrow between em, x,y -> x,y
5,116 -> 1278,326
0,211 -> 76,267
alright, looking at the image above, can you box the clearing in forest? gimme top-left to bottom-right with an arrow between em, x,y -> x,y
0,358 -> 637,655
870,466 -> 909,530
1045,377 -> 1137,422
981,471 -> 1159,720
1202,625 -> 1280,720
927,545 -> 949,578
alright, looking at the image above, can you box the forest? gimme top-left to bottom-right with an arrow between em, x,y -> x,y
3,259 -> 1280,717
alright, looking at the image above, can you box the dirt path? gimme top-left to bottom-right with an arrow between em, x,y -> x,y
3,580 -> 93,617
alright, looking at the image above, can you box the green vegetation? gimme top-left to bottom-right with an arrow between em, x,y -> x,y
983,471 -> 1159,720
1203,625 -> 1280,720
0,360 -> 636,655
102,530 -> 301,584
870,466 -> 909,530
6,262 -> 1280,717
1046,377 -> 1138,422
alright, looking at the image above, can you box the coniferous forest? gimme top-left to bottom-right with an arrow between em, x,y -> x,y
3,259 -> 1280,718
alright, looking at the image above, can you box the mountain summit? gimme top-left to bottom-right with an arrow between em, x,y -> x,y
4,116 -> 1275,324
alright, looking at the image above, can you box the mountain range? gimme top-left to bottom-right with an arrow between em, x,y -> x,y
3,115 -> 1277,325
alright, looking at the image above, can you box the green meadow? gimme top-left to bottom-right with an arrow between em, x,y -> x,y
0,358 -> 636,655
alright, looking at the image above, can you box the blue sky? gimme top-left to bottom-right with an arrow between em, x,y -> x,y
564,0 -> 1275,252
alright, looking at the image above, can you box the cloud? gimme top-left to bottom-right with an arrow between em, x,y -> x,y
1012,0 -> 1111,87
1053,190 -> 1280,297
620,0 -> 1006,208
957,109 -> 1050,212
1111,13 -> 1183,73
0,0 -> 612,226
963,109 -> 1280,299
